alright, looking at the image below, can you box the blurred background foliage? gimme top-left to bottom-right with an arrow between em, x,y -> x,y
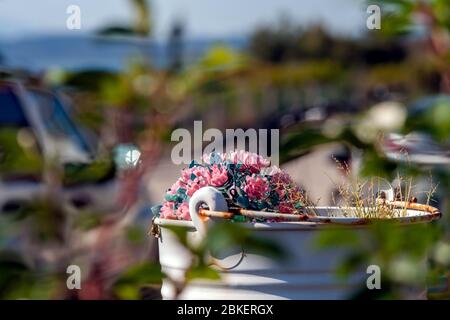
0,0 -> 449,299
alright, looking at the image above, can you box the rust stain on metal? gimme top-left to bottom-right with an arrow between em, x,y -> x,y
195,200 -> 441,225
199,208 -> 234,219
149,216 -> 161,238
155,200 -> 441,230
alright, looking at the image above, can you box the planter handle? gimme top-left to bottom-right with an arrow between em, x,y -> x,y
189,187 -> 246,270
189,186 -> 228,239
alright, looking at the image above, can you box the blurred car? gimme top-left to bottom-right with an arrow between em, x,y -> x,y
0,79 -> 119,214
379,96 -> 450,206
381,95 -> 450,165
382,132 -> 450,165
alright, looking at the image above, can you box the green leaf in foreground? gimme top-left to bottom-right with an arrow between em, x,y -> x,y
185,264 -> 220,281
113,262 -> 164,300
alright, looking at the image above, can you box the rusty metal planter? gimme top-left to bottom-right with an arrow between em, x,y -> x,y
153,187 -> 441,300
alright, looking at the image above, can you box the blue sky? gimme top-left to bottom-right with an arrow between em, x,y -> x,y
0,0 -> 366,39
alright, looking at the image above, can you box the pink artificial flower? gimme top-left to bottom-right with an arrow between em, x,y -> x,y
248,152 -> 271,170
180,166 -> 201,184
260,165 -> 282,176
159,152 -> 305,221
160,201 -> 177,219
206,164 -> 228,187
276,188 -> 287,199
186,180 -> 209,197
278,201 -> 295,214
180,166 -> 210,197
225,151 -> 238,165
244,174 -> 270,200
271,171 -> 294,185
176,202 -> 191,220
278,184 -> 305,214
225,150 -> 271,173
271,171 -> 294,198
167,179 -> 183,195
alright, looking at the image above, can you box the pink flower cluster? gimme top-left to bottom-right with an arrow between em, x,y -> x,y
244,175 -> 270,200
226,150 -> 271,172
160,164 -> 229,219
202,150 -> 271,172
158,151 -> 305,220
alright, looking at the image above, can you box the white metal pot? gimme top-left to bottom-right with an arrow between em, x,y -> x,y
154,187 -> 441,300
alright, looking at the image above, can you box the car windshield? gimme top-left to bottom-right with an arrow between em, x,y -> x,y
0,85 -> 29,127
0,84 -> 43,176
27,89 -> 91,156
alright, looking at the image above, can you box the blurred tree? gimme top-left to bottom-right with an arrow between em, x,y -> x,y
167,19 -> 185,73
131,0 -> 152,36
271,1 -> 450,298
374,0 -> 450,92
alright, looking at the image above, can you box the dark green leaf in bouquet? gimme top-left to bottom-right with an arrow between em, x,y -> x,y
189,160 -> 199,168
209,152 -> 222,165
236,195 -> 250,208
164,194 -> 178,202
151,205 -> 162,217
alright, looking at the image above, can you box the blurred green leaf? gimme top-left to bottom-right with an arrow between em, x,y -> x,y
125,225 -> 146,244
281,125 -> 335,162
166,225 -> 189,248
186,264 -> 220,281
0,128 -> 43,177
113,262 -> 164,300
65,70 -> 117,92
359,149 -> 397,179
73,211 -> 103,230
315,228 -> 362,250
199,45 -> 247,72
63,159 -> 116,186
205,222 -> 286,260
336,251 -> 368,280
